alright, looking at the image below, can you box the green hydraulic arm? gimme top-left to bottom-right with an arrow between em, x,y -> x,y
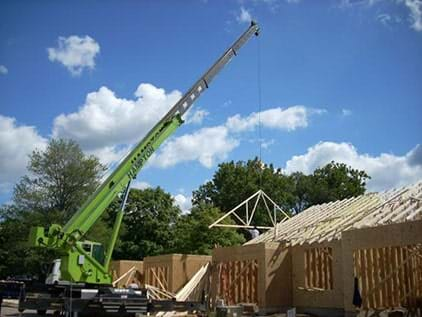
29,21 -> 260,285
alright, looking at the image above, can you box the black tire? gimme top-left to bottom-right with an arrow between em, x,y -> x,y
37,309 -> 47,315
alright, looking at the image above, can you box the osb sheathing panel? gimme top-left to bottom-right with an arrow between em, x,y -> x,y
265,244 -> 292,308
211,242 -> 291,310
291,240 -> 344,309
144,254 -> 211,293
341,219 -> 422,313
110,260 -> 144,287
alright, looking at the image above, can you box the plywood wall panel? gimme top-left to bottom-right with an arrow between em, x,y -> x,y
291,240 -> 344,309
342,220 -> 422,314
144,254 -> 211,293
211,242 -> 291,311
110,260 -> 144,287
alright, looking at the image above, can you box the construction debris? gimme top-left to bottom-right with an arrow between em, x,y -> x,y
111,259 -> 144,287
144,254 -> 211,294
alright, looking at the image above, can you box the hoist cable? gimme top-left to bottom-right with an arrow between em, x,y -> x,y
257,33 -> 263,189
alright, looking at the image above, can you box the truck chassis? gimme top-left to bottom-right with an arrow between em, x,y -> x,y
1,280 -> 204,316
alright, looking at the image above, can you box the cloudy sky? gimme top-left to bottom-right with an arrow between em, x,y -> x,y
1,0 -> 421,212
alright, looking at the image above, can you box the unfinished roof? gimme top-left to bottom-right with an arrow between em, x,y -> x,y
246,181 -> 422,246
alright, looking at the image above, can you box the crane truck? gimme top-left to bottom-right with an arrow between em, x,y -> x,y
0,21 -> 260,315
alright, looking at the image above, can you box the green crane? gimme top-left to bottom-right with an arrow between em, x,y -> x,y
29,21 -> 260,285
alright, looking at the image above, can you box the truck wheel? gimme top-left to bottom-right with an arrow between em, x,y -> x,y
37,309 -> 47,315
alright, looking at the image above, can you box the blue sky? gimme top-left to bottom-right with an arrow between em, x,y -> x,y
1,0 -> 421,211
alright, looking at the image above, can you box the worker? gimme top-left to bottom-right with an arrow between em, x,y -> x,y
127,280 -> 139,289
248,227 -> 259,239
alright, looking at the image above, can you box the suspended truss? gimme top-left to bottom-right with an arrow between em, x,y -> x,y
208,189 -> 290,233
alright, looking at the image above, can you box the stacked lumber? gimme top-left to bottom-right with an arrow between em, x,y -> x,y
175,263 -> 209,301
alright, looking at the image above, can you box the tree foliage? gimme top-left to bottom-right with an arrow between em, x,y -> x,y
290,161 -> 370,212
172,204 -> 245,255
111,187 -> 181,260
13,139 -> 105,224
0,139 -> 105,279
193,158 -> 370,217
193,158 -> 296,226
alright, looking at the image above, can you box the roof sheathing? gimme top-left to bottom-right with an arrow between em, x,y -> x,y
246,181 -> 422,246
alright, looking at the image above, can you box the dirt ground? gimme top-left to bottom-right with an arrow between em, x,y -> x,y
0,306 -> 52,317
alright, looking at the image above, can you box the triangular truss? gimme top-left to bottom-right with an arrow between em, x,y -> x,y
208,189 -> 290,232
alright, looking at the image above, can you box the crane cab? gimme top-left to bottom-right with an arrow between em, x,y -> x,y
45,240 -> 105,285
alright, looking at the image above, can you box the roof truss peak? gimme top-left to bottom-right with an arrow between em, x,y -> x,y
208,189 -> 290,232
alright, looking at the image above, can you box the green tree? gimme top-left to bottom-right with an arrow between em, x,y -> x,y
172,204 -> 245,255
290,161 -> 370,213
289,172 -> 312,213
192,158 -> 370,218
0,204 -> 64,279
193,158 -> 295,226
310,161 -> 369,205
111,187 -> 181,260
0,139 -> 105,279
13,139 -> 105,224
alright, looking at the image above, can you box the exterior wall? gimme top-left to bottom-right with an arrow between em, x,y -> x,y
209,221 -> 422,315
110,260 -> 144,287
264,243 -> 292,310
171,254 -> 212,292
144,254 -> 211,293
211,242 -> 291,311
291,240 -> 344,310
342,220 -> 422,315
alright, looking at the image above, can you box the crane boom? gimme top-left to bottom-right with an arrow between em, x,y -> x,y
29,21 -> 259,285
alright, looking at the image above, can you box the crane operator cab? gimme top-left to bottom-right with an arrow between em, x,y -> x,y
45,240 -> 105,285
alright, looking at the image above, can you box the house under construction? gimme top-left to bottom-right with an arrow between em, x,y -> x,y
112,181 -> 422,317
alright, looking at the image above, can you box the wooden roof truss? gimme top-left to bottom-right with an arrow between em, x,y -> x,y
208,189 -> 291,236
246,181 -> 422,246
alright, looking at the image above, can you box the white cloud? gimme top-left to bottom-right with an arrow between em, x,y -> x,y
150,126 -> 239,168
226,106 -> 311,133
53,82 -> 319,172
261,138 -> 275,149
284,141 -> 422,191
173,193 -> 192,214
237,7 -> 252,24
52,83 -> 182,163
47,35 -> 100,76
0,65 -> 8,75
342,108 -> 352,116
183,108 -> 209,125
89,145 -> 132,167
339,0 -> 381,8
132,180 -> 151,190
377,13 -> 392,26
149,105 -> 318,169
340,0 -> 421,32
404,0 -> 422,31
0,115 -> 47,195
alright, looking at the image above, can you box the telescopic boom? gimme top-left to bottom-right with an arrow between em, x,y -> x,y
29,21 -> 260,285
